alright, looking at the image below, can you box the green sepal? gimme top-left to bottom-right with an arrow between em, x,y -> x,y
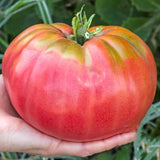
69,5 -> 102,45
87,14 -> 95,29
90,26 -> 103,36
72,16 -> 78,41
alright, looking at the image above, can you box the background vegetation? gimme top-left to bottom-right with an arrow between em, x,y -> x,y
0,0 -> 160,159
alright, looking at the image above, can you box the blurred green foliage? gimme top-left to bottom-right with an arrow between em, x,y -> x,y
0,0 -> 160,160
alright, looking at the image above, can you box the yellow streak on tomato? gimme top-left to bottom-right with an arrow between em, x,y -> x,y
33,31 -> 65,50
45,39 -> 85,64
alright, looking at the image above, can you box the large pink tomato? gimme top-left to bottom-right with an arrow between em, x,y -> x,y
2,22 -> 157,142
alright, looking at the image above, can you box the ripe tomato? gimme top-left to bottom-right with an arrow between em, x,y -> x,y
2,22 -> 157,142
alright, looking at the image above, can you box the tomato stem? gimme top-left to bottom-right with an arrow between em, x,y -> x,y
68,5 -> 102,45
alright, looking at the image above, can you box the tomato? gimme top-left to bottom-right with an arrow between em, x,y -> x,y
2,21 -> 157,142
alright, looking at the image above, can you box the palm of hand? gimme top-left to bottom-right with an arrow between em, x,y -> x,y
0,75 -> 136,157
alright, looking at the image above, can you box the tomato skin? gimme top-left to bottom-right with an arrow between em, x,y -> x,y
2,23 -> 157,142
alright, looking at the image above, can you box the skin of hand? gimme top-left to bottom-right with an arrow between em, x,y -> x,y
0,74 -> 137,157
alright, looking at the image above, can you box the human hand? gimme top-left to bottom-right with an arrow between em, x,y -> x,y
0,74 -> 136,157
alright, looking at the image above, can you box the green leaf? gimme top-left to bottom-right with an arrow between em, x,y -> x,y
122,17 -> 154,41
54,155 -> 87,160
4,5 -> 39,36
133,102 -> 160,160
144,147 -> 157,160
90,151 -> 114,160
0,152 -> 18,159
0,2 -> 37,28
115,145 -> 132,160
131,0 -> 160,12
96,0 -> 131,25
142,102 -> 160,125
52,2 -> 72,25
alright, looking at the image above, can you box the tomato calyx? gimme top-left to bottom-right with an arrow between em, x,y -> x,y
67,5 -> 102,45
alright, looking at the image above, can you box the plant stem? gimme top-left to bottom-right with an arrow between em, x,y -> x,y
0,54 -> 4,60
0,38 -> 8,48
37,0 -> 52,24
4,0 -> 36,16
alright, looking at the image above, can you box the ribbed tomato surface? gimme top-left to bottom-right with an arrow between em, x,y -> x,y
2,23 -> 157,142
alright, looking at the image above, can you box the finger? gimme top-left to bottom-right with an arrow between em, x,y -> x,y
51,131 -> 137,157
82,131 -> 137,156
0,74 -> 19,117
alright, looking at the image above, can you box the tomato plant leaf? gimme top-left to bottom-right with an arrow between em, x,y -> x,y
131,0 -> 160,12
95,0 -> 131,25
90,151 -> 114,160
115,145 -> 132,160
4,6 -> 39,36
122,17 -> 154,41
134,102 -> 160,160
52,2 -> 72,24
